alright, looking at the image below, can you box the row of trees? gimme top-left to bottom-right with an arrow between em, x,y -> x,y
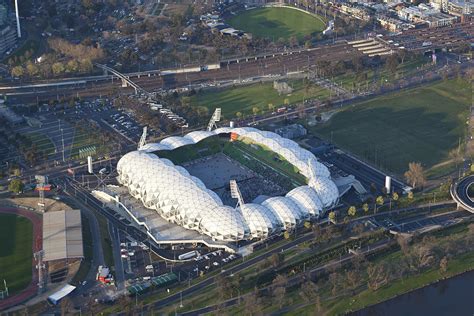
11,58 -> 94,78
238,222 -> 474,314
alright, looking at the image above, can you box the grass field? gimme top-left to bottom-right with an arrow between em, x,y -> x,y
334,56 -> 431,92
310,79 -> 471,176
191,80 -> 330,119
25,132 -> 56,156
156,135 -> 305,186
228,7 -> 326,40
0,214 -> 33,295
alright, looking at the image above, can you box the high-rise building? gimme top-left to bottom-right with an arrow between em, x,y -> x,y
0,1 -> 18,58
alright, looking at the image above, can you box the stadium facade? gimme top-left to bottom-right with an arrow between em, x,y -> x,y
117,127 -> 339,242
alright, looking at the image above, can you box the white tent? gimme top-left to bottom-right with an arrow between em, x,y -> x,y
47,284 -> 76,305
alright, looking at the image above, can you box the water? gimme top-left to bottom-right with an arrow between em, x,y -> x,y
352,270 -> 474,316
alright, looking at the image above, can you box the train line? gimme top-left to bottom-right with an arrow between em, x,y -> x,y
0,23 -> 471,103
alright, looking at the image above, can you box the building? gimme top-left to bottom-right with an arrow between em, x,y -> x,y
0,102 -> 24,125
43,209 -> 84,262
118,127 -> 340,242
377,14 -> 414,31
396,3 -> 458,26
424,12 -> 458,26
0,25 -> 16,56
339,4 -> 372,21
275,124 -> 307,139
447,0 -> 474,17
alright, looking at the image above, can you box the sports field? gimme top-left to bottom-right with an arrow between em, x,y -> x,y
191,80 -> 330,119
228,7 -> 326,40
156,135 -> 305,186
310,79 -> 471,175
0,214 -> 33,295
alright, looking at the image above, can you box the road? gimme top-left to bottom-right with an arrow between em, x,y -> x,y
451,175 -> 474,212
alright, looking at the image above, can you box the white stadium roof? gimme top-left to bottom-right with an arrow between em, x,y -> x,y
118,127 -> 339,242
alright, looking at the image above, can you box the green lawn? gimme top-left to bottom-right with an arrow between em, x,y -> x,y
228,7 -> 326,40
310,79 -> 471,175
224,137 -> 307,186
191,80 -> 330,119
333,56 -> 432,92
25,132 -> 56,156
0,214 -> 33,295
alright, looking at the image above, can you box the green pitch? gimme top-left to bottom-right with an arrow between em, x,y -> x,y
228,7 -> 326,40
0,214 -> 33,295
310,79 -> 471,175
191,80 -> 330,119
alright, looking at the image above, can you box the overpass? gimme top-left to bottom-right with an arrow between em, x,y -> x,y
94,63 -> 148,95
450,175 -> 474,213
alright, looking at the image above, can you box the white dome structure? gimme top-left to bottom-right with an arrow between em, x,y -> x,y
261,197 -> 304,231
286,186 -> 324,218
116,126 -> 340,242
239,203 -> 282,239
309,177 -> 339,208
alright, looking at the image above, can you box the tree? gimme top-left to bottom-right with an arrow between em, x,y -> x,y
283,231 -> 290,240
439,256 -> 448,274
252,107 -> 259,116
235,111 -> 242,119
11,66 -> 24,78
304,221 -> 311,229
52,62 -> 65,75
299,279 -> 318,303
404,162 -> 426,189
328,211 -> 336,223
392,192 -> 399,201
348,206 -> 356,217
26,62 -> 39,77
449,147 -> 463,169
397,235 -> 411,255
375,196 -> 384,213
367,263 -> 388,291
269,253 -> 284,268
362,203 -> 369,213
385,54 -> 399,75
243,288 -> 262,315
345,270 -> 360,295
8,179 -> 24,194
272,275 -> 288,309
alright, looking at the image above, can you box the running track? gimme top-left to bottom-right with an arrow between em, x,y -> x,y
0,207 -> 42,311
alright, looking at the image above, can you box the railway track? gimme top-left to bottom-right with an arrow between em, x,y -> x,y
1,23 -> 472,103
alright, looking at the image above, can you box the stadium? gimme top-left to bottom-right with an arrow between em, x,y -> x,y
115,124 -> 340,244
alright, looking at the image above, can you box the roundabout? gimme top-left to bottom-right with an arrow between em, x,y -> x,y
227,6 -> 326,40
451,175 -> 474,212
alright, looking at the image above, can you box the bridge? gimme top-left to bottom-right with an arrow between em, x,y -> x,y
94,63 -> 148,95
450,175 -> 474,213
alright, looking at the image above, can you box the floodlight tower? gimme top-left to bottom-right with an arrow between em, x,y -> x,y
35,175 -> 48,212
230,179 -> 244,209
207,108 -> 221,131
138,126 -> 147,150
14,0 -> 21,38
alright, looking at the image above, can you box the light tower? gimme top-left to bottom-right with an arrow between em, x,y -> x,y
230,179 -> 244,209
14,0 -> 21,38
207,108 -> 221,131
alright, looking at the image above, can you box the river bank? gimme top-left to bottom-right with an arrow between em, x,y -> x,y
351,269 -> 474,316
331,250 -> 474,315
